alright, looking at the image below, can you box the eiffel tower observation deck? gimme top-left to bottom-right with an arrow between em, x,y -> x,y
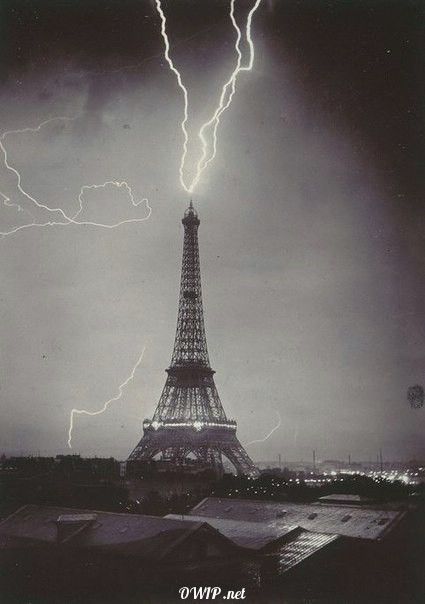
127,202 -> 258,477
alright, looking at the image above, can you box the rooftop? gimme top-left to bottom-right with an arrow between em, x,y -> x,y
0,505 -> 223,560
167,513 -> 339,572
166,514 -> 299,550
273,530 -> 339,574
190,497 -> 407,540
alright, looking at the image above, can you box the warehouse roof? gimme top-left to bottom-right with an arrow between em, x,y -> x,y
190,498 -> 406,540
274,530 -> 339,573
0,505 -> 233,560
166,514 -> 299,550
166,514 -> 339,568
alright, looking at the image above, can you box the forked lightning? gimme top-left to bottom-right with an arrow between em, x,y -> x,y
155,0 -> 262,193
0,116 -> 151,238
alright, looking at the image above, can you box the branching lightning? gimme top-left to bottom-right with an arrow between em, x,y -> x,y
67,346 -> 146,448
0,116 -> 151,238
247,410 -> 282,446
73,180 -> 150,222
155,0 -> 262,193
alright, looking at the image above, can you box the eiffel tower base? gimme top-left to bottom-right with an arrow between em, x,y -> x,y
127,426 -> 259,478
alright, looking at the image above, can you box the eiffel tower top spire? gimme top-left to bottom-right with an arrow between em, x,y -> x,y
170,201 -> 210,369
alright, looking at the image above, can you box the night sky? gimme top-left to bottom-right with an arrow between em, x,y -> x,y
1,0 -> 424,462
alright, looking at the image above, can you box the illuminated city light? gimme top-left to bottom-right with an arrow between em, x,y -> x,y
143,420 -> 237,431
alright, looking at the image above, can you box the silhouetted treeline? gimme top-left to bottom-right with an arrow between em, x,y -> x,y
2,455 -> 424,521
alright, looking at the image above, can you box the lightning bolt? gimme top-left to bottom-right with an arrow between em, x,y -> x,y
155,0 -> 262,193
73,180 -> 150,222
154,0 -> 189,193
67,346 -> 146,449
247,410 -> 282,446
0,116 -> 151,238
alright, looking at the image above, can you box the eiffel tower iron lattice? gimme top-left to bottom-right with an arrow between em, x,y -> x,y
127,202 -> 258,476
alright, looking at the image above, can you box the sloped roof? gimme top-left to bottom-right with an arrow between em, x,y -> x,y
273,530 -> 339,573
166,514 -> 339,572
166,514 -> 299,550
190,498 -> 406,540
0,505 -> 220,560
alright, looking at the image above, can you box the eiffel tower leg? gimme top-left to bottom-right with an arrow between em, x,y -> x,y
127,433 -> 162,462
203,447 -> 223,477
221,440 -> 259,477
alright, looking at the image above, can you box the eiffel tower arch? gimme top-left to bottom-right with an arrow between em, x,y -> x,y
127,202 -> 258,477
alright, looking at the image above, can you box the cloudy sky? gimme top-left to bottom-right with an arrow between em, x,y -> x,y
0,0 -> 424,462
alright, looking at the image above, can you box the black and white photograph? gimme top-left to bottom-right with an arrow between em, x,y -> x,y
0,1 -> 424,602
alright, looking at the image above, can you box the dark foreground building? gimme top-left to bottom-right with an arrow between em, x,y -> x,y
0,504 -> 243,602
0,496 -> 423,602
187,496 -> 425,601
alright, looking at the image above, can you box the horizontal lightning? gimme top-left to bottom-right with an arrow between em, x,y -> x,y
73,181 -> 148,220
67,346 -> 146,449
247,410 -> 282,446
155,0 -> 262,193
0,116 -> 151,238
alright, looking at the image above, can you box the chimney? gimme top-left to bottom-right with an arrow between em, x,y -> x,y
55,513 -> 97,544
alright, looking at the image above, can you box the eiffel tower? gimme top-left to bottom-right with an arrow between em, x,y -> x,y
127,202 -> 258,477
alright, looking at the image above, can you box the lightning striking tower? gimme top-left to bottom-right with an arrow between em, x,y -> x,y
127,202 -> 258,477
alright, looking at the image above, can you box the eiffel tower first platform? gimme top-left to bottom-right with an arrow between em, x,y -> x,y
127,202 -> 258,477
